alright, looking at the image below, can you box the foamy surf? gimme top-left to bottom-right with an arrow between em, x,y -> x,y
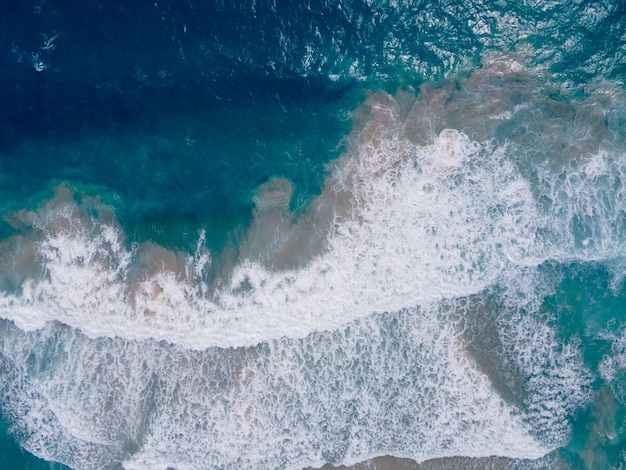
0,127 -> 545,347
0,306 -> 550,470
1,62 -> 624,349
0,54 -> 624,469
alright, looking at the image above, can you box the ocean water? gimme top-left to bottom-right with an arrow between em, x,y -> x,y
1,0 -> 625,469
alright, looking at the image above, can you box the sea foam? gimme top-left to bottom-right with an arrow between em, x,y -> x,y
1,75 -> 624,349
0,55 -> 625,468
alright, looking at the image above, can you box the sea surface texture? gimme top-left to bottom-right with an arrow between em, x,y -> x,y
1,0 -> 626,469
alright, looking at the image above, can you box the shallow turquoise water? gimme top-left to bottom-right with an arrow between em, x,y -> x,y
1,0 -> 626,469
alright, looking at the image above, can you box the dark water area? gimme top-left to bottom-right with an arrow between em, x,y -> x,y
0,72 -> 355,252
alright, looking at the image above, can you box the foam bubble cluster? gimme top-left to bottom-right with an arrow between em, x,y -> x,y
0,307 -> 548,469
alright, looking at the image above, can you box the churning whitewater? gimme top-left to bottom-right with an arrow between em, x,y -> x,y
0,52 -> 625,468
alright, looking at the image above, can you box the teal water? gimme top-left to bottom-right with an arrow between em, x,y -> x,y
1,0 -> 626,469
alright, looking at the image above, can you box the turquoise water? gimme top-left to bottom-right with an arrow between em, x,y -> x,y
1,0 -> 626,468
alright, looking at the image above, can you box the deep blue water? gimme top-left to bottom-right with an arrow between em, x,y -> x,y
1,0 -> 626,469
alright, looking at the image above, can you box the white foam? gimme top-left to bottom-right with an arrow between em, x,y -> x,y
1,86 -> 625,351
495,312 -> 594,445
1,59 -> 625,468
0,125 -> 548,349
599,329 -> 626,385
0,306 -> 548,470
0,350 -> 117,469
